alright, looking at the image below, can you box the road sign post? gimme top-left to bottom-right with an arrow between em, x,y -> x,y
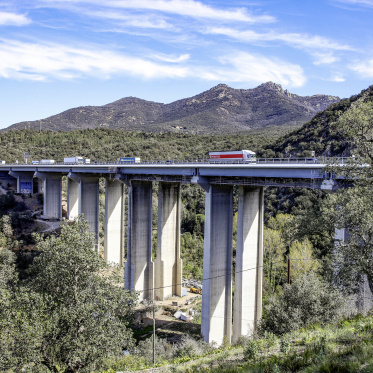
24,153 -> 29,164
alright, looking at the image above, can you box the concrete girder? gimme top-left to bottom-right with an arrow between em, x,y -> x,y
154,182 -> 182,300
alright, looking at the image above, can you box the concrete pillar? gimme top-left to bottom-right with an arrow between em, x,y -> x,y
38,179 -> 44,194
34,172 -> 62,219
201,184 -> 233,345
68,174 -> 100,251
8,171 -> 34,194
125,181 -> 154,301
67,178 -> 79,220
232,186 -> 264,343
105,179 -> 124,265
154,182 -> 182,300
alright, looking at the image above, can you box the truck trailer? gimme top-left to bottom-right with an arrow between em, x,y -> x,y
209,150 -> 256,162
40,160 -> 55,165
64,157 -> 90,164
118,157 -> 140,163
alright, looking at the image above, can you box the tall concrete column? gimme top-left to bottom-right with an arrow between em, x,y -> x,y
67,178 -> 79,220
68,173 -> 100,251
105,179 -> 124,265
201,184 -> 233,345
232,186 -> 264,343
154,182 -> 182,300
34,172 -> 62,219
9,171 -> 34,194
125,181 -> 154,301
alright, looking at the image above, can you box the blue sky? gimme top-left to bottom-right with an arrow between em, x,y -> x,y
0,0 -> 372,129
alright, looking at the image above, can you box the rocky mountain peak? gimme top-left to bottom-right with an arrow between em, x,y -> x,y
3,82 -> 341,134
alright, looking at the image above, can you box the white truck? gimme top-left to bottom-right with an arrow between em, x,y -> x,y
0,161 -> 5,165
40,159 -> 55,165
64,157 -> 90,164
209,150 -> 256,162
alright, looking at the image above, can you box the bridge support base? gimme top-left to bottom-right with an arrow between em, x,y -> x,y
201,184 -> 233,345
154,182 -> 182,300
125,181 -> 154,301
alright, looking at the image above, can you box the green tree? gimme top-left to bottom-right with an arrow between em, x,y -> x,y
327,101 -> 373,294
5,216 -> 138,373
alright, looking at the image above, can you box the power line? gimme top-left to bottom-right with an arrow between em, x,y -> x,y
137,260 -> 284,294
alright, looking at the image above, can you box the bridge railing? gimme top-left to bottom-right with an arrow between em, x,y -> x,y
0,157 -> 353,166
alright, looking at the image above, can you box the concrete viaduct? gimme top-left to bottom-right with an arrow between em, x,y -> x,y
0,159 -> 343,345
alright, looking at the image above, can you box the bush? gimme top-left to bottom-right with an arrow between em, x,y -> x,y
260,273 -> 346,335
174,334 -> 213,358
280,336 -> 291,354
244,340 -> 259,361
135,335 -> 174,363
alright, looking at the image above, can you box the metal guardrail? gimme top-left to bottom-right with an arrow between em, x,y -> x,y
0,157 -> 353,167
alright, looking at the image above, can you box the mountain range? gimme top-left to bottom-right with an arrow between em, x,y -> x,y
4,82 -> 340,134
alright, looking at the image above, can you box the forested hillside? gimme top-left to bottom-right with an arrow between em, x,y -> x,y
266,84 -> 373,157
0,126 -> 290,163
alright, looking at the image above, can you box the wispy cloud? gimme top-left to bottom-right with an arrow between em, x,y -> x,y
85,9 -> 175,30
37,0 -> 275,23
206,27 -> 352,51
215,52 -> 306,87
0,11 -> 31,26
0,39 -> 305,87
349,58 -> 373,77
150,53 -> 190,62
0,39 -> 189,81
312,52 -> 339,65
333,0 -> 373,7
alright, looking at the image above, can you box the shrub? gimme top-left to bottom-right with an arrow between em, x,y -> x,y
280,336 -> 291,354
174,334 -> 213,358
260,273 -> 346,335
135,335 -> 174,363
244,340 -> 258,361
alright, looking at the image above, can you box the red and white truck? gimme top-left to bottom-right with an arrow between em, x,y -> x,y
209,150 -> 256,162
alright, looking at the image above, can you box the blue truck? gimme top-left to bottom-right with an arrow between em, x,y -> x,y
118,157 -> 140,164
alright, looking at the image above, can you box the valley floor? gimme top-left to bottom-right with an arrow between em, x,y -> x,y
103,313 -> 373,373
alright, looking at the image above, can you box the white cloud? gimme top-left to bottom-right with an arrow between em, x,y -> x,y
349,59 -> 373,77
334,0 -> 373,7
207,27 -> 352,51
216,52 -> 306,87
0,39 -> 305,87
150,53 -> 190,62
38,0 -> 275,23
85,10 -> 175,29
330,75 -> 345,82
0,39 -> 190,81
312,52 -> 339,65
0,11 -> 31,26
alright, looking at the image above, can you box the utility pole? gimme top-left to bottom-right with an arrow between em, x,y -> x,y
153,301 -> 156,365
287,257 -> 291,285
